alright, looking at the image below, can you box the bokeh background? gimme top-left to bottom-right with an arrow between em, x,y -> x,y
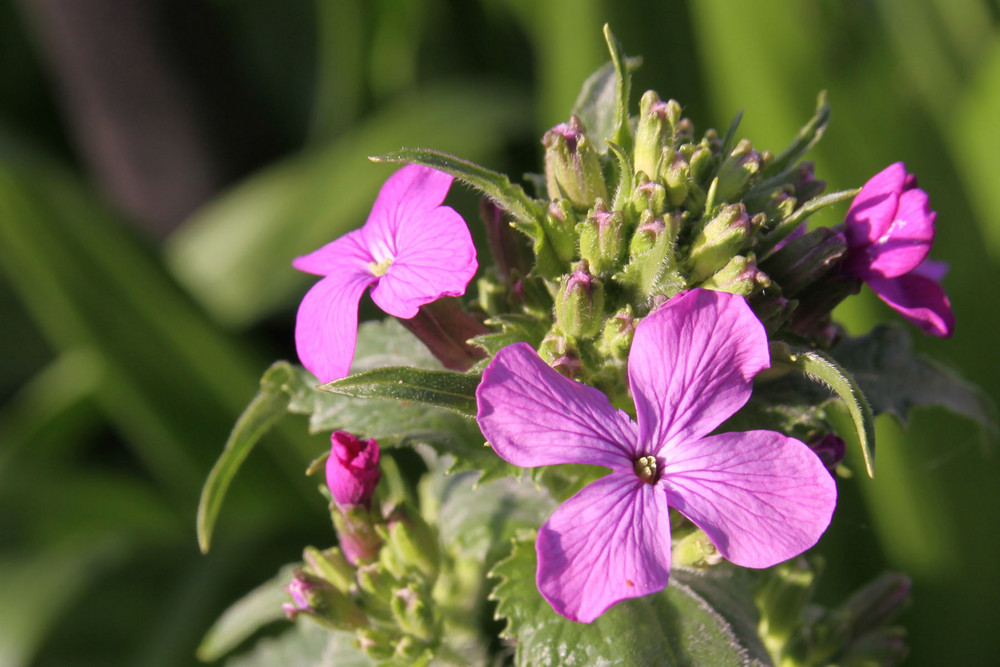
2,0 -> 999,665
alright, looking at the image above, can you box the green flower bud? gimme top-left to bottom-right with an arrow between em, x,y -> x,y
700,254 -> 770,297
715,138 -> 761,202
578,203 -> 626,275
543,115 -> 608,209
331,504 -> 382,565
759,227 -> 847,298
356,562 -> 400,601
383,506 -> 440,581
543,199 -> 579,265
634,91 -> 683,179
756,557 -> 819,649
687,144 -> 714,185
283,569 -> 367,629
629,177 -> 668,219
357,628 -> 396,661
688,204 -> 753,283
671,529 -> 721,568
390,585 -> 437,641
555,261 -> 605,339
662,149 -> 690,208
596,305 -> 637,360
839,572 -> 911,641
303,546 -> 354,593
538,333 -> 582,379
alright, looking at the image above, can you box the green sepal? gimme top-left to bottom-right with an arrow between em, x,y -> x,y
196,362 -> 295,553
761,91 -> 831,178
320,367 -> 480,419
759,188 -> 859,256
770,341 -> 877,477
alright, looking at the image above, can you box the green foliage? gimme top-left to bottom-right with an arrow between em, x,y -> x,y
490,534 -> 772,666
321,368 -> 479,418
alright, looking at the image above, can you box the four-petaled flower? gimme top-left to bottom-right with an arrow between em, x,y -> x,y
293,164 -> 478,382
842,162 -> 954,337
476,289 -> 837,623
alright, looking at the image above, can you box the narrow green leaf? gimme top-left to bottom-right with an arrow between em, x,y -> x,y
771,342 -> 876,477
320,367 -> 479,418
571,41 -> 641,154
602,24 -> 633,155
719,108 -> 745,158
197,565 -> 296,662
759,188 -> 859,256
761,91 -> 831,178
490,534 -> 770,666
197,363 -> 295,553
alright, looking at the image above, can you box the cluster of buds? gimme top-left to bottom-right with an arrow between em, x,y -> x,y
284,431 -> 444,663
472,87 -> 859,407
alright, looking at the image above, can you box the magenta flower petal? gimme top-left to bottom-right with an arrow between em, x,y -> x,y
629,290 -> 770,454
293,165 -> 477,381
662,430 -> 836,568
294,270 -> 375,382
862,186 -> 935,279
844,162 -> 908,247
867,271 -> 955,338
477,343 -> 637,469
369,203 -> 477,318
536,472 -> 672,623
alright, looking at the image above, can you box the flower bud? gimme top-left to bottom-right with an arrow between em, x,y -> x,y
687,145 -> 714,186
629,178 -> 668,219
479,198 -> 530,279
543,200 -> 580,266
538,333 -> 582,379
543,115 -> 608,209
807,433 -> 846,471
326,431 -> 381,511
303,546 -> 355,593
578,203 -> 626,275
700,254 -> 770,297
390,585 -> 437,641
332,505 -> 382,565
596,305 -> 637,360
793,161 -> 826,202
760,227 -> 847,298
687,204 -> 753,282
756,557 -> 819,647
671,529 -> 722,568
715,139 -> 761,202
663,149 -> 690,208
384,507 -> 440,581
840,572 -> 911,641
283,569 -> 367,628
634,91 -> 683,179
555,261 -> 605,339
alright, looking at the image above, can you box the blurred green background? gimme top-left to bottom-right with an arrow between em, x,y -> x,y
1,0 -> 998,664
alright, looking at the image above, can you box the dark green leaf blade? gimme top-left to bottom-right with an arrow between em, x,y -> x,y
197,362 -> 295,553
771,342 -> 876,477
490,534 -> 770,666
319,367 -> 480,418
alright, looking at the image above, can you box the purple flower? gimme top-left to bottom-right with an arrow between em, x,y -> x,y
326,431 -> 381,510
843,163 -> 954,337
476,289 -> 837,622
293,165 -> 478,382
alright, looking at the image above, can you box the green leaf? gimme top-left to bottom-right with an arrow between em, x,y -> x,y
470,313 -> 549,357
761,91 -> 831,178
602,24 -> 633,155
770,342 -> 877,477
490,534 -> 771,666
371,147 -> 543,229
320,367 -> 479,418
197,363 -> 295,553
198,565 -> 296,662
833,324 -> 997,431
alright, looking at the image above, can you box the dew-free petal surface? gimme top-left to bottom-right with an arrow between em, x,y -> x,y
477,343 -> 637,469
293,270 -> 375,382
662,430 -> 836,568
868,272 -> 955,338
536,472 -> 672,623
629,290 -> 770,455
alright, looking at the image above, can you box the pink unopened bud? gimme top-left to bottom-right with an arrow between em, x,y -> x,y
326,431 -> 381,510
808,433 -> 846,471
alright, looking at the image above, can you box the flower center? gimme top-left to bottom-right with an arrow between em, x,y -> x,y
633,455 -> 658,484
369,256 -> 394,277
